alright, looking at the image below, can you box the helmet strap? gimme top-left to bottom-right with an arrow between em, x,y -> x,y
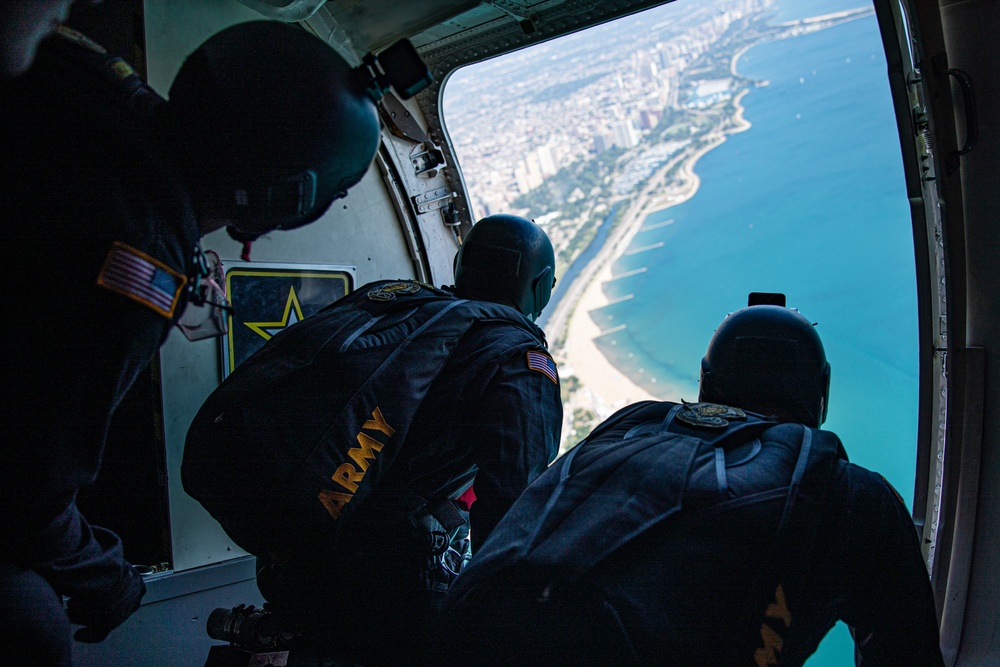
224,223 -> 258,261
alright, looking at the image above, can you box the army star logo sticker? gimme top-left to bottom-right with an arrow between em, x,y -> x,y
243,286 -> 305,341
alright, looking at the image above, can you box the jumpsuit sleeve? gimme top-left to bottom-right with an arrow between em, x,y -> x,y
2,196 -> 167,610
469,346 -> 563,546
0,35 -> 190,632
2,297 -> 151,612
3,495 -> 143,609
840,470 -> 945,666
3,267 -> 155,609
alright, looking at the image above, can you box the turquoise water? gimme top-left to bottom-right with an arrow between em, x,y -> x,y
593,4 -> 918,662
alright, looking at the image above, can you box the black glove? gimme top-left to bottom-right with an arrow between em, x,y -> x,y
67,564 -> 146,643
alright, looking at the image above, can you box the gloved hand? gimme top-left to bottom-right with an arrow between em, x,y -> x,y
67,564 -> 146,643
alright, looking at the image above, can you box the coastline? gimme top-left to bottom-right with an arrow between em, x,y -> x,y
551,87 -> 753,440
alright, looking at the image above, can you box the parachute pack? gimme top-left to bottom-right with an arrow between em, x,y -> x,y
182,280 -> 546,560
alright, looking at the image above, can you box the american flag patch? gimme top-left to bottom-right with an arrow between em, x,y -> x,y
97,241 -> 187,318
526,350 -> 558,385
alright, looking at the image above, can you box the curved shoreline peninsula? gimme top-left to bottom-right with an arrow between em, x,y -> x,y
554,85 -> 754,443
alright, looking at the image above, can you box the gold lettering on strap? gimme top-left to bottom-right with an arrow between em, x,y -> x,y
317,405 -> 395,522
753,584 -> 792,666
318,490 -> 353,520
754,624 -> 784,666
331,462 -> 364,493
363,407 -> 395,437
349,433 -> 384,472
765,584 -> 792,628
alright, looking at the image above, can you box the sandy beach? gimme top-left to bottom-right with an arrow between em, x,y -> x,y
550,89 -> 753,441
559,258 -> 659,414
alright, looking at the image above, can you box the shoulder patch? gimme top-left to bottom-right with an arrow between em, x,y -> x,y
526,349 -> 559,384
676,401 -> 747,429
367,281 -> 421,302
55,26 -> 107,54
97,241 -> 187,318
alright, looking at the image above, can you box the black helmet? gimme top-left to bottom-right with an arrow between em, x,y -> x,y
699,304 -> 831,427
166,21 -> 381,240
454,214 -> 556,321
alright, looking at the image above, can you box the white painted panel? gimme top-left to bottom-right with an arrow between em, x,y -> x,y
144,0 -> 421,570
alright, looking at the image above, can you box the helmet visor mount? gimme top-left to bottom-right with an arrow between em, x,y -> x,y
228,169 -> 318,233
529,265 -> 556,322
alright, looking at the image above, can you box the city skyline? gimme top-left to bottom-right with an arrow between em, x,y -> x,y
443,0 -> 770,218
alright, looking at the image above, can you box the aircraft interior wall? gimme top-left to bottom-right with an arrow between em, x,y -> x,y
936,2 -> 1000,663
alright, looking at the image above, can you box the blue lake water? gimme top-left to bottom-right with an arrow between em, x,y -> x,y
590,3 -> 918,662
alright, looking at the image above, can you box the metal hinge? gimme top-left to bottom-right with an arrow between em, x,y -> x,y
412,187 -> 456,213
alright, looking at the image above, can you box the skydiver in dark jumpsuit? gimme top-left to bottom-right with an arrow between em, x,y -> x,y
0,21 -> 385,666
182,214 -> 564,666
434,299 -> 944,666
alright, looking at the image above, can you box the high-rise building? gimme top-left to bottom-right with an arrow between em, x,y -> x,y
524,153 -> 544,188
513,165 -> 532,195
611,120 -> 641,148
639,109 -> 663,131
640,60 -> 658,83
536,145 -> 557,177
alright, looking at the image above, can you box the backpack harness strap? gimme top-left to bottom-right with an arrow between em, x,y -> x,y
743,425 -> 844,666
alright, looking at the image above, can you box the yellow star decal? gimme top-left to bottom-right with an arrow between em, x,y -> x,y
243,286 -> 305,341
